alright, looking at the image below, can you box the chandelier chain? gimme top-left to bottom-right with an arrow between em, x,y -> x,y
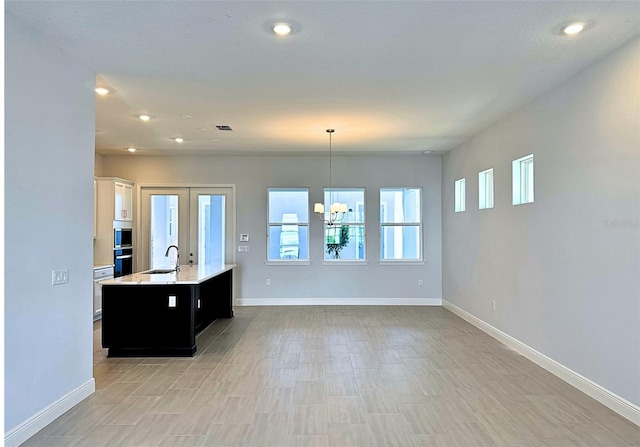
328,129 -> 333,197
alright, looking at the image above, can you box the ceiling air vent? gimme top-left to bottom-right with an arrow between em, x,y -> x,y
215,125 -> 233,131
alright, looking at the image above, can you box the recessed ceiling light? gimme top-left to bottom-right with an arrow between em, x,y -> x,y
209,139 -> 220,142
138,114 -> 151,121
95,87 -> 110,95
423,150 -> 433,154
562,22 -> 586,35
127,147 -> 137,152
180,114 -> 192,119
197,128 -> 208,132
273,22 -> 292,36
173,138 -> 184,143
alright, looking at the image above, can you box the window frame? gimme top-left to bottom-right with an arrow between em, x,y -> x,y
379,187 -> 424,264
266,187 -> 310,265
322,187 -> 367,264
512,154 -> 534,205
478,168 -> 494,210
454,178 -> 466,213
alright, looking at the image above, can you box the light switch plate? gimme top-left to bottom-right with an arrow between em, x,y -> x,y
238,245 -> 249,252
168,295 -> 177,307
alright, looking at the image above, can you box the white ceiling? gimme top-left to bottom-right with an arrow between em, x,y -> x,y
6,1 -> 640,156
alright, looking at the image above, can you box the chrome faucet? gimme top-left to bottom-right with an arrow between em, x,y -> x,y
164,245 -> 180,272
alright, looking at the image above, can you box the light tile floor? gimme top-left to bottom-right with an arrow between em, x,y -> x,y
23,306 -> 639,446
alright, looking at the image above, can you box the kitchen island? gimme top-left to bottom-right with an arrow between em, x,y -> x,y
101,264 -> 235,357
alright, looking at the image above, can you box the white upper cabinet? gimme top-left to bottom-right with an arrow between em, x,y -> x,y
94,177 -> 134,265
96,177 -> 134,223
114,181 -> 133,221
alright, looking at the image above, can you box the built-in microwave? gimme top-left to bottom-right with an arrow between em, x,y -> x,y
114,228 -> 132,248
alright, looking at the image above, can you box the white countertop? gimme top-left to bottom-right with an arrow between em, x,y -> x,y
101,264 -> 235,286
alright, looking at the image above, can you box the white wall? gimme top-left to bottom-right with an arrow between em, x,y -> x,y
442,36 -> 640,407
5,14 -> 96,438
94,153 -> 104,176
101,154 -> 442,304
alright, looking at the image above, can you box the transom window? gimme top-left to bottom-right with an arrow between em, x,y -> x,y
267,188 -> 309,262
478,168 -> 494,209
380,188 -> 422,261
513,154 -> 534,205
454,178 -> 466,213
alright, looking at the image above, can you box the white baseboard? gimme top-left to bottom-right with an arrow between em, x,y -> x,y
237,297 -> 442,306
442,300 -> 640,427
5,379 -> 95,446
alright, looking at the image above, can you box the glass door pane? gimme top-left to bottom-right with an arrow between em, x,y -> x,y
140,188 -> 189,271
189,188 -> 234,267
197,194 -> 225,265
150,195 -> 179,268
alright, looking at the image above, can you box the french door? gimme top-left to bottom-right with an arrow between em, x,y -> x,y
140,187 -> 235,270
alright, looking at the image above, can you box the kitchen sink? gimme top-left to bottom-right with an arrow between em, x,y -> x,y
144,268 -> 176,274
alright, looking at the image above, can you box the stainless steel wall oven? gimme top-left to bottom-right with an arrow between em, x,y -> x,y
114,228 -> 133,248
114,228 -> 133,277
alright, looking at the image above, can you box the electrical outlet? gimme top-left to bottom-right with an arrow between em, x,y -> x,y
266,278 -> 271,286
51,269 -> 69,285
492,300 -> 496,311
168,295 -> 177,308
418,279 -> 423,286
239,234 -> 250,242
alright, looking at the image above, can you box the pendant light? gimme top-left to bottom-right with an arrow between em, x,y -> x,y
314,129 -> 348,225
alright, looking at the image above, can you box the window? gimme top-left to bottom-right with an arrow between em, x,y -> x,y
513,154 -> 534,205
323,189 -> 365,261
478,168 -> 494,209
454,178 -> 466,212
380,188 -> 421,261
267,188 -> 309,261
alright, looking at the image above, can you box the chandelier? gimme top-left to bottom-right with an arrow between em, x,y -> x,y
314,129 -> 348,226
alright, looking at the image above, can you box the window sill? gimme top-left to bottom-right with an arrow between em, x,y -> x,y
378,260 -> 425,266
322,260 -> 369,266
265,260 -> 311,266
